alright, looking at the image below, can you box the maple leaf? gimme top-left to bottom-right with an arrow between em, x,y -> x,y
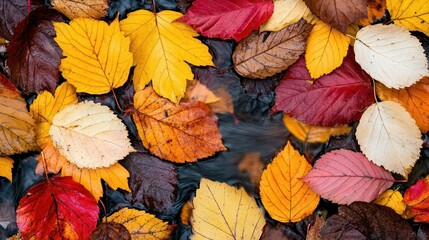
387,0 -> 429,36
0,157 -> 13,181
260,142 -> 320,222
178,0 -> 274,41
192,178 -> 265,239
52,0 -> 108,20
132,87 -> 226,163
54,17 -> 133,94
16,176 -> 99,240
120,9 -> 213,103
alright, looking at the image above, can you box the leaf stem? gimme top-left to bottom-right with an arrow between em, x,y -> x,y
41,151 -> 51,183
371,78 -> 379,104
151,0 -> 157,15
111,88 -> 126,113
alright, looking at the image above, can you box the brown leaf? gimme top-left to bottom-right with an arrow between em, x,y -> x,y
233,19 -> 312,79
306,215 -> 325,240
238,152 -> 264,191
320,202 -> 414,239
304,0 -> 367,33
7,7 -> 63,94
52,0 -> 108,20
260,221 -> 310,240
90,222 -> 131,240
122,152 -> 178,213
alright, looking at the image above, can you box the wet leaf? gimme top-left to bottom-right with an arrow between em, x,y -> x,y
179,0 -> 274,41
132,87 -> 226,163
233,19 -> 312,79
0,157 -> 13,181
52,0 -> 108,20
374,189 -> 406,215
387,0 -> 429,36
16,176 -> 99,240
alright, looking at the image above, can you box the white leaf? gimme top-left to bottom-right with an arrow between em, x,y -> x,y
50,101 -> 134,169
356,101 -> 422,175
354,24 -> 429,89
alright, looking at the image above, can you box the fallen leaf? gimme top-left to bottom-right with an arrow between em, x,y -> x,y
180,201 -> 193,226
387,0 -> 429,36
356,101 -> 423,175
120,9 -> 213,103
260,142 -> 320,222
354,24 -> 429,89
374,189 -> 406,215
233,19 -> 312,79
304,0 -> 367,33
54,17 -> 133,94
358,0 -> 387,26
122,152 -> 178,213
16,176 -> 99,240
302,149 -> 395,204
49,101 -> 134,169
52,0 -> 108,20
238,152 -> 264,189
178,0 -> 274,41
107,208 -> 173,239
320,202 -> 414,239
307,215 -> 325,240
404,178 -> 429,222
260,222 -> 304,240
7,7 -> 62,94
305,20 -> 350,79
0,157 -> 13,181
0,74 -> 38,155
260,0 -> 315,32
273,50 -> 374,126
191,178 -> 265,239
132,87 -> 226,163
35,143 -> 68,175
376,78 -> 429,132
90,222 -> 131,240
186,80 -> 220,104
283,115 -> 352,143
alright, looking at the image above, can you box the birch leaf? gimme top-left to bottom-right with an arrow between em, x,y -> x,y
387,0 -> 429,36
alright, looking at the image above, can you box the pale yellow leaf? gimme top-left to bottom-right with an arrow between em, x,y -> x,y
120,10 -> 214,103
373,189 -> 407,215
54,17 -> 133,94
356,101 -> 422,175
191,178 -> 265,239
354,24 -> 429,89
0,157 -> 13,181
52,0 -> 108,20
260,0 -> 315,32
387,0 -> 429,36
305,20 -> 350,79
50,101 -> 134,169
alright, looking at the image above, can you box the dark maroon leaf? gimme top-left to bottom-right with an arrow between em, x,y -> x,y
320,202 -> 415,240
7,7 -> 63,94
0,0 -> 43,40
122,152 -> 178,213
90,222 -> 131,240
272,48 -> 374,126
260,218 -> 312,240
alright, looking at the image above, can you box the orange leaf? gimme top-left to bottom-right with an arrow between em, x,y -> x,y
132,87 -> 226,163
186,80 -> 220,104
358,0 -> 387,26
0,157 -> 13,181
52,0 -> 108,20
35,143 -> 68,175
260,141 -> 320,222
376,78 -> 429,132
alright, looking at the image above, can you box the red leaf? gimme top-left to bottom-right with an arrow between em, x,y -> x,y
16,176 -> 99,239
7,7 -> 63,94
301,149 -> 395,204
178,0 -> 274,41
404,179 -> 429,222
272,48 -> 374,126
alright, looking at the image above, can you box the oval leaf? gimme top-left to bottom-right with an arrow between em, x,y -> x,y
356,101 -> 423,175
52,0 -> 108,20
260,142 -> 320,222
273,50 -> 374,126
16,176 -> 99,240
374,190 -> 406,215
132,87 -> 226,163
387,0 -> 429,36
354,24 -> 429,89
54,17 -> 133,94
233,19 -> 312,79
178,0 -> 274,41
302,149 -> 395,204
192,178 -> 265,239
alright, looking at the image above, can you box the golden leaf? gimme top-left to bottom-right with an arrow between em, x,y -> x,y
120,10 -> 214,103
52,0 -> 108,20
133,87 -> 226,163
191,178 -> 265,239
387,0 -> 429,36
54,17 -> 133,94
305,20 -> 350,79
260,141 -> 320,222
373,189 -> 406,215
0,157 -> 13,181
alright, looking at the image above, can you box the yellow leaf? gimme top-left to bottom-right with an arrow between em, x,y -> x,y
52,0 -> 108,20
283,115 -> 351,143
54,17 -> 133,94
191,178 -> 265,239
373,189 -> 407,215
260,0 -> 316,32
120,10 -> 214,103
346,24 -> 359,46
30,82 -> 78,148
0,37 -> 7,44
387,0 -> 429,36
0,157 -> 13,181
50,101 -> 134,169
260,141 -> 320,222
107,208 -> 173,239
305,20 -> 350,79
